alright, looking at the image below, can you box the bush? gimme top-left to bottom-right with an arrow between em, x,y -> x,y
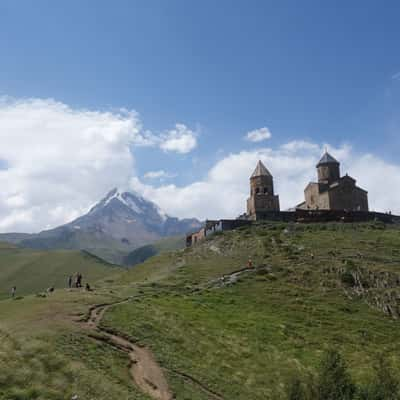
341,271 -> 356,287
315,349 -> 356,400
286,351 -> 400,400
287,377 -> 307,400
358,356 -> 400,400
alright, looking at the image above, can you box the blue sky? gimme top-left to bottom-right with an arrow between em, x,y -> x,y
0,1 -> 400,231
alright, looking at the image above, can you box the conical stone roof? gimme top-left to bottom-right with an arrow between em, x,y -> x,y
317,152 -> 339,167
251,160 -> 272,178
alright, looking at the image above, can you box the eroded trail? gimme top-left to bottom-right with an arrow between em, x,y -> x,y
84,300 -> 173,400
205,265 -> 270,289
79,263 -> 242,400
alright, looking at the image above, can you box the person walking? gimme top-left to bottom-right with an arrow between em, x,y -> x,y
76,273 -> 82,288
11,286 -> 16,298
68,275 -> 72,289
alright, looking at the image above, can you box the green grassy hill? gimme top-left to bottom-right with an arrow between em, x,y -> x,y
0,242 -> 120,299
123,235 -> 186,267
2,222 -> 400,399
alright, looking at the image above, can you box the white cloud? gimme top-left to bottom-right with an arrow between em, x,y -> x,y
0,97 -> 198,232
1,95 -> 400,233
131,141 -> 400,220
0,97 -> 143,232
134,123 -> 198,154
143,170 -> 175,180
245,127 -> 272,142
280,140 -> 320,153
159,124 -> 197,154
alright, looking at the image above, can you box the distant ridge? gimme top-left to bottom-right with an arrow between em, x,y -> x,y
0,189 -> 202,265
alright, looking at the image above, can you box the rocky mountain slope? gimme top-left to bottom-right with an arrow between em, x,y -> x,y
0,189 -> 201,265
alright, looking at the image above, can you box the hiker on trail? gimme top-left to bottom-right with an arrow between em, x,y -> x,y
11,286 -> 16,298
78,273 -> 82,287
247,258 -> 253,269
76,273 -> 82,288
68,275 -> 72,289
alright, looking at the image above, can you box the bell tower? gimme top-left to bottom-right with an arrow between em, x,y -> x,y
317,152 -> 340,185
247,160 -> 280,219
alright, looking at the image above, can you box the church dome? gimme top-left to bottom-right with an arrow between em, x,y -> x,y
317,152 -> 339,167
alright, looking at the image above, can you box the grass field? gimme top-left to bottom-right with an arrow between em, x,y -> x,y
2,222 -> 400,399
123,235 -> 186,267
0,242 -> 121,299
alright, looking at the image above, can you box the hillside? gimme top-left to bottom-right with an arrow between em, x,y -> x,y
0,189 -> 201,265
0,243 -> 120,300
2,222 -> 400,399
123,235 -> 186,267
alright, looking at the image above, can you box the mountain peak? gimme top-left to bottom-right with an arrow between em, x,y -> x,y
90,188 -> 169,223
2,188 -> 202,265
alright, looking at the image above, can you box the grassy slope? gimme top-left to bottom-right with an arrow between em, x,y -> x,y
1,222 -> 400,399
19,229 -> 133,265
123,235 -> 185,267
102,222 -> 400,399
0,242 -> 120,299
0,288 -> 150,400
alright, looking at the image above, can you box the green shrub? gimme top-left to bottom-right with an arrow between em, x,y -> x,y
358,356 -> 400,400
287,377 -> 308,400
341,271 -> 356,287
315,349 -> 356,400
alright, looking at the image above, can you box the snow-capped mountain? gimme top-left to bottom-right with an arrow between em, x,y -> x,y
73,188 -> 201,242
0,189 -> 202,265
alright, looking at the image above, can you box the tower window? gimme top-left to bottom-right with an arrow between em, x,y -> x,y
264,188 -> 269,194
255,187 -> 260,194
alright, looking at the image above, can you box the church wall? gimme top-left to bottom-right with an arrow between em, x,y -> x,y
304,184 -> 330,209
328,185 -> 368,211
317,192 -> 331,209
304,184 -> 319,209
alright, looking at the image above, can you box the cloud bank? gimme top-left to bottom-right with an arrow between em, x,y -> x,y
132,141 -> 400,221
0,97 -> 194,232
1,96 -> 400,232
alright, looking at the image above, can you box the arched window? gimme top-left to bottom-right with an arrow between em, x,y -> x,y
255,187 -> 260,194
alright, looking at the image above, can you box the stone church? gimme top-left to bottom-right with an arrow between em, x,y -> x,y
297,152 -> 369,211
246,160 -> 280,220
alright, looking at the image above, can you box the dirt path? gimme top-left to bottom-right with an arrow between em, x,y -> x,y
84,300 -> 173,400
205,265 -> 270,289
79,263 -> 244,400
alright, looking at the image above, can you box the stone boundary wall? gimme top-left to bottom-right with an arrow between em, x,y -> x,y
294,210 -> 399,223
186,210 -> 400,246
186,219 -> 252,246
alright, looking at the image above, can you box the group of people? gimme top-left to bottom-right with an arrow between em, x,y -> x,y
68,272 -> 82,288
67,273 -> 91,291
9,273 -> 92,298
